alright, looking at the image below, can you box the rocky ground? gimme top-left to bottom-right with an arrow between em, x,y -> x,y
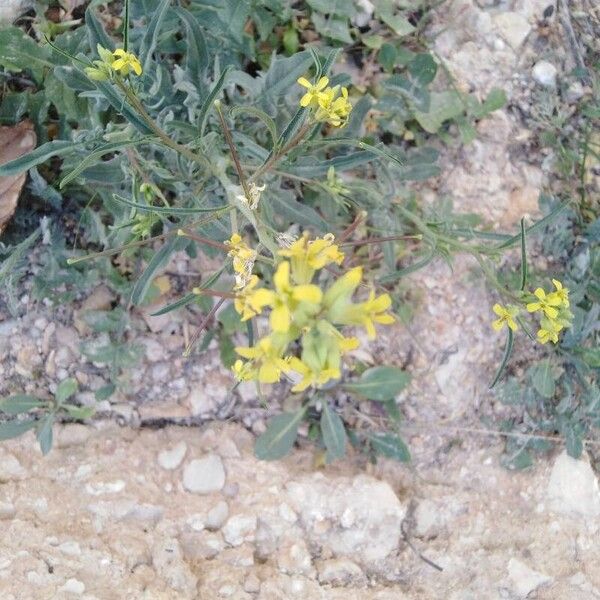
1,0 -> 598,598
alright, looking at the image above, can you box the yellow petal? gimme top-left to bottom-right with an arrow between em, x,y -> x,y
492,319 -> 504,331
270,304 -> 291,333
274,261 -> 290,292
297,77 -> 312,89
292,284 -> 322,304
526,302 -> 540,313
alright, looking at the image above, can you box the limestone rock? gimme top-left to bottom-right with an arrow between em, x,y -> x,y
223,514 -> 257,547
547,451 -> 600,518
182,454 -> 225,494
151,538 -> 198,594
493,12 -> 531,50
532,61 -> 557,87
206,500 -> 229,531
157,441 -> 187,471
317,558 -> 366,587
0,449 -> 26,482
285,474 -> 407,569
507,558 -> 552,598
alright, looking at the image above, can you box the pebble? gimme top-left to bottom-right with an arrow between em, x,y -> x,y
493,12 -> 531,50
0,450 -> 27,482
532,60 -> 557,87
317,558 -> 366,587
182,454 -> 226,494
223,514 -> 257,547
507,558 -> 552,598
547,451 -> 600,518
59,578 -> 86,595
157,442 -> 187,471
206,500 -> 229,530
58,541 -> 82,556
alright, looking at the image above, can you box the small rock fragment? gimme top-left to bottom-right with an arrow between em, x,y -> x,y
157,442 -> 187,471
0,450 -> 26,482
317,558 -> 366,587
223,514 -> 257,547
182,454 -> 226,494
206,500 -> 229,531
493,12 -> 531,50
59,578 -> 86,595
507,558 -> 552,598
532,60 -> 557,87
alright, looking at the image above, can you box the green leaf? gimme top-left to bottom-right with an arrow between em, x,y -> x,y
151,292 -> 198,316
63,404 -> 96,420
0,140 -> 80,177
0,419 -> 37,441
312,14 -> 353,44
367,433 -> 411,462
565,424 -> 583,458
531,358 -> 557,399
490,329 -> 514,389
130,235 -> 189,306
112,193 -> 229,215
267,193 -> 329,232
320,402 -> 347,462
85,7 -> 115,52
139,0 -> 171,74
343,366 -> 411,401
376,1 -> 415,36
473,87 -> 507,118
378,43 -> 397,73
384,75 -> 430,112
95,383 -> 116,401
414,91 -> 464,133
230,106 -> 277,146
174,7 -> 209,82
93,81 -> 154,134
55,378 -> 78,405
0,395 -> 45,415
36,415 -> 54,455
519,217 -> 527,291
408,53 -> 437,85
198,66 -> 232,137
60,137 -> 155,188
0,27 -> 53,74
255,408 -> 306,460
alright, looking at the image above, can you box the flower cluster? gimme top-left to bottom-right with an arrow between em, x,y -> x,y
492,279 -> 572,344
85,44 -> 142,81
297,76 -> 353,128
231,232 -> 395,392
225,233 -> 257,290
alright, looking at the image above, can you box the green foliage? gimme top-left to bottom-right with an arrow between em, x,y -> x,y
0,379 -> 94,455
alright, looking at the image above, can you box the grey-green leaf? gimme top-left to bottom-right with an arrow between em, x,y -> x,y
0,395 -> 45,415
343,366 -> 411,401
367,433 -> 411,462
320,403 -> 347,462
254,409 -> 305,460
531,358 -> 556,399
36,415 -> 54,455
55,378 -> 78,405
0,140 -> 79,177
0,419 -> 37,441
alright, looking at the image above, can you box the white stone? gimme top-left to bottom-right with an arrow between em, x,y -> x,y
493,12 -> 531,50
507,558 -> 552,598
85,480 -> 126,495
547,451 -> 600,518
276,540 -> 314,576
532,61 -> 557,87
59,578 -> 86,595
180,531 -> 225,560
58,541 -> 81,556
566,81 -> 584,103
206,500 -> 229,531
223,514 -> 257,546
152,538 -> 198,594
187,388 -> 217,417
182,455 -> 226,494
317,558 -> 366,587
285,474 -> 407,568
157,442 -> 187,470
0,450 -> 26,482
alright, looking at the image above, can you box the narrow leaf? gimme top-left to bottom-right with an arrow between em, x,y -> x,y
198,66 -> 231,137
343,366 -> 411,401
0,395 -> 45,415
112,193 -> 229,215
367,433 -> 411,462
36,415 -> 54,455
0,419 -> 37,441
320,402 -> 347,462
174,7 -> 208,82
55,378 -> 78,405
85,7 -> 114,52
254,408 -> 306,460
519,217 -> 527,291
140,0 -> 171,74
93,81 -> 154,134
490,328 -> 514,388
0,140 -> 80,176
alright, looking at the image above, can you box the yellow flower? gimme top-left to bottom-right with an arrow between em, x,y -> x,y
337,289 -> 395,338
235,336 -> 290,384
548,279 -> 569,308
225,233 -> 257,289
286,356 -> 340,392
279,232 -> 344,284
324,266 -> 363,315
526,288 -> 561,319
297,76 -> 329,108
316,86 -> 352,127
268,261 -> 322,333
492,304 -> 519,332
537,317 -> 563,345
234,275 -> 274,321
111,49 -> 143,76
232,359 -> 256,381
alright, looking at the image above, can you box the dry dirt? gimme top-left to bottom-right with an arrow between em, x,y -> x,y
1,0 -> 598,599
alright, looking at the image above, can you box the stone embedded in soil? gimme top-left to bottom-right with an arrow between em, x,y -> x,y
59,578 -> 85,595
223,514 -> 258,547
285,474 -> 407,569
532,60 -> 557,87
493,12 -> 531,50
151,537 -> 198,594
157,441 -> 187,470
547,451 -> 600,518
0,449 -> 26,482
317,558 -> 367,587
182,454 -> 226,494
507,558 -> 552,598
206,500 -> 229,530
